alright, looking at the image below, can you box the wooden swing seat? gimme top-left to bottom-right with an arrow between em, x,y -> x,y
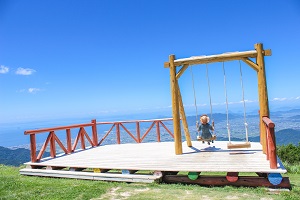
197,135 -> 216,141
227,141 -> 251,149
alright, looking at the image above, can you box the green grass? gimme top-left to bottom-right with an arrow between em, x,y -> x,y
282,162 -> 300,174
1,165 -> 300,200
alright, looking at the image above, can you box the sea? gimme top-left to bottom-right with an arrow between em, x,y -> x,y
0,113 -> 174,149
1,109 -> 300,149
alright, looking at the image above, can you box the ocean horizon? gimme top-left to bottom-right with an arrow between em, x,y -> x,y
0,113 -> 174,148
1,108 -> 299,149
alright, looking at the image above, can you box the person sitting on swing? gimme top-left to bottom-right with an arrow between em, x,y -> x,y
197,114 -> 214,145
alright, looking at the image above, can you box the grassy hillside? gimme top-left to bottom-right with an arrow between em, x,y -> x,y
0,165 -> 299,200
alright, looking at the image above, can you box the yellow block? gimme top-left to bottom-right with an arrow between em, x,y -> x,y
93,168 -> 101,173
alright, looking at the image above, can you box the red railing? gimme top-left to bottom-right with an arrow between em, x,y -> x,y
262,116 -> 277,169
24,118 -> 174,163
97,118 -> 174,145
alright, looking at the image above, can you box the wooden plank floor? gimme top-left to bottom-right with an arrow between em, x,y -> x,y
22,141 -> 287,174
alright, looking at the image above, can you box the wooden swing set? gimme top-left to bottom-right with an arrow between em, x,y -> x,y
20,43 -> 290,188
164,43 -> 271,155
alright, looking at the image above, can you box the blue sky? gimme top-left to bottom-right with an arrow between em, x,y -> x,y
1,0 -> 300,123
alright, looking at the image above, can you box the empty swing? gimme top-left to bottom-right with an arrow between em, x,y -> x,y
222,61 -> 251,149
190,64 -> 216,143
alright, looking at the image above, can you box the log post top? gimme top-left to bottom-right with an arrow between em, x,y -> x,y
164,44 -> 271,68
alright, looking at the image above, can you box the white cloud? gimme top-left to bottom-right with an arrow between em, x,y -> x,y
17,88 -> 42,94
0,65 -> 9,74
16,67 -> 36,75
270,97 -> 300,102
272,97 -> 287,101
243,99 -> 256,103
28,88 -> 41,94
227,101 -> 242,105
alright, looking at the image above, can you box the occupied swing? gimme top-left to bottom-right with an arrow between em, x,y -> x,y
190,61 -> 251,148
190,64 -> 216,144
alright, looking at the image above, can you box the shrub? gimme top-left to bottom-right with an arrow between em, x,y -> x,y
277,143 -> 300,165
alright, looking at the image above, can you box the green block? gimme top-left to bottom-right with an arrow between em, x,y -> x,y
188,172 -> 199,180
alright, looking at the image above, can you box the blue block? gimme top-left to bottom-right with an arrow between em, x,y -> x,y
268,173 -> 283,185
122,169 -> 130,174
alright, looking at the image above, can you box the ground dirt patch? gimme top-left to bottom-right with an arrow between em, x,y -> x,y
94,186 -> 151,200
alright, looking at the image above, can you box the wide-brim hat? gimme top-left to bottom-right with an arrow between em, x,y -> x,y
200,114 -> 210,123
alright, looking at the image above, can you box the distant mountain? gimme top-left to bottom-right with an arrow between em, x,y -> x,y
282,108 -> 300,114
271,108 -> 300,117
287,115 -> 300,121
275,129 -> 300,146
0,146 -> 50,167
218,129 -> 300,145
0,146 -> 32,166
186,113 -> 242,125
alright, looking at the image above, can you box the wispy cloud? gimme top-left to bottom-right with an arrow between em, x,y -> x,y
17,88 -> 42,94
243,99 -> 256,103
271,97 -> 300,102
28,88 -> 41,94
272,97 -> 288,101
16,67 -> 36,75
0,65 -> 9,74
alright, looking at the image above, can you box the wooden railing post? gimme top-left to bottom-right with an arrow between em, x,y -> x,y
156,121 -> 161,142
80,127 -> 86,150
91,119 -> 98,147
262,117 -> 277,169
66,129 -> 72,153
116,123 -> 121,144
50,131 -> 56,158
136,122 -> 141,143
30,134 -> 37,162
267,122 -> 277,169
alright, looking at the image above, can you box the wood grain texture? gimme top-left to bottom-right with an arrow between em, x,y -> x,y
23,141 -> 287,174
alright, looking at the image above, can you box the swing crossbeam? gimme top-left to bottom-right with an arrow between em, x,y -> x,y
164,49 -> 271,68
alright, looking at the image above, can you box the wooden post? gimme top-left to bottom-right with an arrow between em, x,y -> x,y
30,134 -> 37,162
50,131 -> 56,158
266,122 -> 277,169
66,129 -> 72,153
256,43 -> 270,154
80,128 -> 86,149
170,54 -> 182,155
116,123 -> 121,144
156,121 -> 161,142
91,119 -> 98,147
177,82 -> 192,147
136,122 -> 141,143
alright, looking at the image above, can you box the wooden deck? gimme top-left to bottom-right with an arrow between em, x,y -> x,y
21,141 -> 286,174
